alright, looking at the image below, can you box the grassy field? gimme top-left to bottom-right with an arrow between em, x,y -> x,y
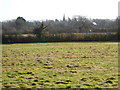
2,42 -> 118,89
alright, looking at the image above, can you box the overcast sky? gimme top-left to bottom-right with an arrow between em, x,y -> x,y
0,0 -> 119,21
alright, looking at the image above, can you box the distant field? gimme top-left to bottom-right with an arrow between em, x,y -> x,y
3,32 -> 118,44
2,42 -> 118,88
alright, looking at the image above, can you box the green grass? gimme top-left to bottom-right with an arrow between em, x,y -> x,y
2,42 -> 118,88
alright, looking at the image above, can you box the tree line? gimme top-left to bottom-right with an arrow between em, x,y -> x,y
2,16 -> 119,43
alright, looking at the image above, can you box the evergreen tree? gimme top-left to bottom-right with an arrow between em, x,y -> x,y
33,22 -> 47,38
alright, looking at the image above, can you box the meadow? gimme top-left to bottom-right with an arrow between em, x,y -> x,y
2,42 -> 118,89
